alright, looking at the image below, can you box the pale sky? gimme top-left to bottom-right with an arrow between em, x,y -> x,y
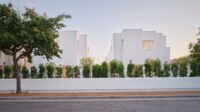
1,0 -> 200,63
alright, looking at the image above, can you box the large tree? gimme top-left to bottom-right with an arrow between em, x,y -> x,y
189,28 -> 200,61
0,4 -> 70,93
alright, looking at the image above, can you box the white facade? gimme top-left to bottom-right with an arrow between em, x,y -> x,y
106,29 -> 170,65
32,31 -> 88,66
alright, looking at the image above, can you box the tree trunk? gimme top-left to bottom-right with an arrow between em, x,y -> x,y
13,55 -> 21,94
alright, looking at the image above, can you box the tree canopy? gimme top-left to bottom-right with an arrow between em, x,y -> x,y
0,3 -> 70,93
189,28 -> 200,61
0,4 -> 71,62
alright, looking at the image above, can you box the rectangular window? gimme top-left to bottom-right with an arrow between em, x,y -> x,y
142,40 -> 154,50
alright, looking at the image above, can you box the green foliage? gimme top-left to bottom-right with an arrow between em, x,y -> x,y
133,65 -> 143,77
189,60 -> 200,77
0,66 -> 3,78
127,63 -> 134,77
189,30 -> 200,77
197,62 -> 200,76
4,65 -> 13,78
74,66 -> 80,78
38,64 -> 45,78
80,58 -> 94,67
144,59 -> 153,77
118,62 -> 124,77
152,59 -> 161,77
189,38 -> 200,62
171,63 -> 179,77
101,61 -> 108,78
163,62 -> 171,77
179,62 -> 188,77
109,60 -> 125,77
109,60 -> 119,77
46,64 -> 55,78
92,62 -> 109,78
66,66 -> 73,78
21,66 -> 29,78
56,67 -> 62,78
30,66 -> 37,78
83,65 -> 90,78
92,64 -> 101,78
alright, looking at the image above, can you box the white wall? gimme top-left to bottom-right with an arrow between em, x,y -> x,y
0,78 -> 200,92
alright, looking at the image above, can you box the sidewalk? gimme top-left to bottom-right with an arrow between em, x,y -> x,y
0,90 -> 200,97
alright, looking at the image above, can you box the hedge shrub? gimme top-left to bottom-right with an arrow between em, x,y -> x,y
30,66 -> 37,78
109,60 -> 118,77
83,65 -> 90,78
127,63 -> 134,77
163,62 -> 171,77
171,63 -> 179,77
74,66 -> 80,78
21,66 -> 29,78
4,65 -> 13,78
46,64 -> 55,78
179,62 -> 188,77
144,59 -> 153,77
190,60 -> 199,77
66,66 -> 73,78
0,66 -> 3,78
38,64 -> 45,78
92,64 -> 101,78
56,67 -> 62,78
133,65 -> 143,77
152,59 -> 161,77
101,61 -> 108,78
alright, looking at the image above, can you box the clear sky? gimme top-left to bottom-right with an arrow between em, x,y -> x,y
1,0 -> 200,63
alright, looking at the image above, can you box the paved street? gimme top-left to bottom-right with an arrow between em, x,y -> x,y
0,96 -> 200,112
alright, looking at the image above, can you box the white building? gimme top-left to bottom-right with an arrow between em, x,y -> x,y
106,29 -> 170,65
32,31 -> 89,66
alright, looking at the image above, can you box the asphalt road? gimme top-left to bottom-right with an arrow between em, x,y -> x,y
0,96 -> 200,112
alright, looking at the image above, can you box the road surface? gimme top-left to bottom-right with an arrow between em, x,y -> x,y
0,96 -> 200,112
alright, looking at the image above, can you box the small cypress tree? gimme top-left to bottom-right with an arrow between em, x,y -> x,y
127,63 -> 134,77
163,62 -> 171,77
0,66 -> 3,78
83,65 -> 90,78
144,59 -> 153,77
198,62 -> 200,76
171,63 -> 179,77
74,66 -> 80,78
4,65 -> 12,78
109,60 -> 118,77
30,66 -> 37,78
38,64 -> 45,78
92,64 -> 101,78
118,62 -> 124,78
152,59 -> 161,77
101,61 -> 108,78
21,66 -> 29,78
56,67 -> 62,78
190,60 -> 198,77
66,66 -> 73,78
46,64 -> 55,78
179,62 -> 188,77
133,65 -> 143,77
